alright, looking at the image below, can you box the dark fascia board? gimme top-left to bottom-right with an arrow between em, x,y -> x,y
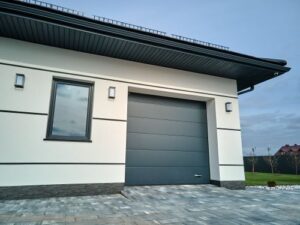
0,0 -> 290,75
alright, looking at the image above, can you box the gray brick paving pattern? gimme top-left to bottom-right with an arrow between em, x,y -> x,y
0,185 -> 299,225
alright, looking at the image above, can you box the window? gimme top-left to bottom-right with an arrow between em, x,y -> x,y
46,78 -> 94,141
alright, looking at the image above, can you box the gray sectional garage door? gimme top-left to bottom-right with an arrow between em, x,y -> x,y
125,93 -> 209,185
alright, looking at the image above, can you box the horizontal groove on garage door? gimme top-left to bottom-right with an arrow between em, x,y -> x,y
128,115 -> 208,124
128,95 -> 207,123
127,117 -> 208,138
127,133 -> 208,152
126,149 -> 209,167
127,166 -> 209,168
126,93 -> 209,185
127,148 -> 207,153
127,131 -> 207,139
126,167 -> 210,185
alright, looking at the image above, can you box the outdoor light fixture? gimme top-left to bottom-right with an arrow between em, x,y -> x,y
15,74 -> 25,88
225,102 -> 232,112
108,86 -> 116,99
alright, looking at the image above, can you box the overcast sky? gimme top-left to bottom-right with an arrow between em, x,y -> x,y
46,0 -> 299,155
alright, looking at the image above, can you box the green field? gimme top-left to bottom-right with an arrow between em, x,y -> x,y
245,172 -> 300,186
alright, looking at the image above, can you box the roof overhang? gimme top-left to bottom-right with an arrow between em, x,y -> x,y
0,0 -> 290,91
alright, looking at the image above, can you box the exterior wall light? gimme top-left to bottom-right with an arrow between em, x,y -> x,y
225,102 -> 232,112
15,74 -> 25,88
108,86 -> 116,99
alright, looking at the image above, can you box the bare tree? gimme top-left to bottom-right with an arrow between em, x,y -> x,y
290,152 -> 300,175
247,147 -> 258,173
263,146 -> 278,174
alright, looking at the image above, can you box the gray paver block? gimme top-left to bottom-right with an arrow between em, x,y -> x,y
0,185 -> 299,225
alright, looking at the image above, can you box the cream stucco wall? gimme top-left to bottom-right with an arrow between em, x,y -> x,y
0,37 -> 245,186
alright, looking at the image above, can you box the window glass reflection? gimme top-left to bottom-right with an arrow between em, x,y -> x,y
52,83 -> 89,137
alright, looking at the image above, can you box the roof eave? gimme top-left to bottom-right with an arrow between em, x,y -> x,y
0,0 -> 291,91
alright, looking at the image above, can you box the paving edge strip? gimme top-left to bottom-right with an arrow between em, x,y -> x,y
120,190 -> 130,199
246,185 -> 300,191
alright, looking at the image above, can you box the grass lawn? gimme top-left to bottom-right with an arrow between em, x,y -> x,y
245,172 -> 300,186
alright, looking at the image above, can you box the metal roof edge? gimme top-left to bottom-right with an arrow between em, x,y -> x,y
0,0 -> 290,74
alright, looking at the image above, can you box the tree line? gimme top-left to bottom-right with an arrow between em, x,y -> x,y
246,147 -> 300,175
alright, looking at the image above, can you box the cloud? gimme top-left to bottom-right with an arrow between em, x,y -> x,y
241,112 -> 300,156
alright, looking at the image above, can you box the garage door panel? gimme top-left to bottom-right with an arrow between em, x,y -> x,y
128,98 -> 207,123
126,93 -> 209,185
128,93 -> 203,110
127,133 -> 208,152
126,149 -> 209,167
127,117 -> 208,137
125,167 -> 210,185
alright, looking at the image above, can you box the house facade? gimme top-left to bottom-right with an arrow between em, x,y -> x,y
0,0 -> 290,199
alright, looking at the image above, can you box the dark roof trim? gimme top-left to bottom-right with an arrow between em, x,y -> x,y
259,58 -> 287,66
1,0 -> 290,73
0,0 -> 291,92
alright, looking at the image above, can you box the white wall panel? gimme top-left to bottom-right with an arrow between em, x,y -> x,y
0,65 -> 52,113
215,97 -> 241,130
219,165 -> 245,181
206,99 -> 220,180
0,113 -> 126,163
217,130 -> 244,165
93,80 -> 128,120
0,165 -> 124,186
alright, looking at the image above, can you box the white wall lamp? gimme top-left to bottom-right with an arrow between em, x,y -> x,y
15,74 -> 25,88
225,102 -> 232,112
108,86 -> 116,99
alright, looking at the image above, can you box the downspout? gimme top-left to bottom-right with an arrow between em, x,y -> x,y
238,85 -> 254,95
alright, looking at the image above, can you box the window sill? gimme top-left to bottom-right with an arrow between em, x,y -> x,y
43,138 -> 92,143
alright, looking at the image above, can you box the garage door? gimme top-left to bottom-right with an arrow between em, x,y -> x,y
125,93 -> 210,185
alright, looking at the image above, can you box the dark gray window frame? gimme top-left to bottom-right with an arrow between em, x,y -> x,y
45,77 -> 94,142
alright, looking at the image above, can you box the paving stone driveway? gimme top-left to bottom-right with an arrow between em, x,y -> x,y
0,185 -> 299,225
